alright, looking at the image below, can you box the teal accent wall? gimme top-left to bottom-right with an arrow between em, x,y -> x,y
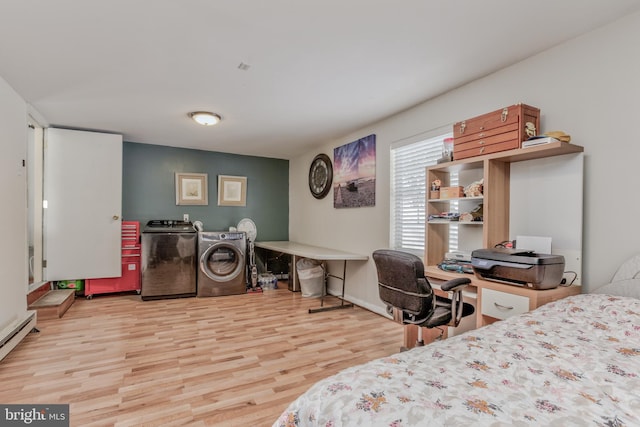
122,142 -> 288,241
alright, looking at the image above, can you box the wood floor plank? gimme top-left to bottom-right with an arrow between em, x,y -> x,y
0,289 -> 403,426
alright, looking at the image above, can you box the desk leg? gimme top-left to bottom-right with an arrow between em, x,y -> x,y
289,255 -> 300,292
403,325 -> 419,350
308,260 -> 354,313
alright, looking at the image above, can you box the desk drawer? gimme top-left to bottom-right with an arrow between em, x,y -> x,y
481,288 -> 529,320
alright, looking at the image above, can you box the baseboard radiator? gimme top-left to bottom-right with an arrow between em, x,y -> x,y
0,311 -> 37,361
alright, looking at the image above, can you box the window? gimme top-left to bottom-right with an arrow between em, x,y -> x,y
390,131 -> 453,256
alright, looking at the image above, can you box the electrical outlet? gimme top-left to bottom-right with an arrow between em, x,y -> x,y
183,213 -> 189,222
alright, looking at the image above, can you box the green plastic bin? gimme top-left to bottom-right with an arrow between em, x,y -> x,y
57,279 -> 85,294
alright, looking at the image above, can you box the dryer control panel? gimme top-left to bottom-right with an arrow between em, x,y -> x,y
219,232 -> 245,240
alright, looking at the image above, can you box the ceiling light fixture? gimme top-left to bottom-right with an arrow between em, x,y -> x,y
189,111 -> 222,126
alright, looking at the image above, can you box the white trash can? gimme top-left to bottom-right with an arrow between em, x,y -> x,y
296,258 -> 324,297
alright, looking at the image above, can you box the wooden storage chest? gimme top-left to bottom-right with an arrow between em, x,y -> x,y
439,186 -> 464,199
453,104 -> 540,160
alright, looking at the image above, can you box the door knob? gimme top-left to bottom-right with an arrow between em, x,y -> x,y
113,215 -> 120,220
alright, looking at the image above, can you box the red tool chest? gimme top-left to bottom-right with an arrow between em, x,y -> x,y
85,221 -> 141,299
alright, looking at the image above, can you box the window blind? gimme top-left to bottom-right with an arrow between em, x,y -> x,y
390,132 -> 452,256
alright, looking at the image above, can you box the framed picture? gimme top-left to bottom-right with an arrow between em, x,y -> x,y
333,134 -> 376,208
218,175 -> 247,206
175,173 -> 208,205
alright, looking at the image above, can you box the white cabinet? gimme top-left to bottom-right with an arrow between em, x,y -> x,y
480,288 -> 529,320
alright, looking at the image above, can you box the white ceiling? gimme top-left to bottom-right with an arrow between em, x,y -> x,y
1,1 -> 639,159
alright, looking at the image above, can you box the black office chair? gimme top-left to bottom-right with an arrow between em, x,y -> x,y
373,249 -> 475,346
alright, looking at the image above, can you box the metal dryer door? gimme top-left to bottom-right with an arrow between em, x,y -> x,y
200,241 -> 245,282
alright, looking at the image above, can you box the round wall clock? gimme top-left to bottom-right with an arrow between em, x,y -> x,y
308,153 -> 333,199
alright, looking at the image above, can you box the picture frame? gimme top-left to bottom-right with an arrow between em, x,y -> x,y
175,172 -> 208,205
333,134 -> 376,208
218,175 -> 247,206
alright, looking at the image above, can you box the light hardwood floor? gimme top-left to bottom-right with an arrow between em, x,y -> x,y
0,289 -> 404,426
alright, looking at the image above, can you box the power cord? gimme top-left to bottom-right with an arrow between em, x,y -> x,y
560,271 -> 578,286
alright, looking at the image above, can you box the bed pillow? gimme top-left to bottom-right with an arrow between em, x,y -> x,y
611,254 -> 640,282
591,278 -> 640,299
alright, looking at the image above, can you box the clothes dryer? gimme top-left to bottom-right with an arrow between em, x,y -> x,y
197,231 -> 247,297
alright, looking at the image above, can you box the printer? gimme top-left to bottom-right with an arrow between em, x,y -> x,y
471,248 -> 565,289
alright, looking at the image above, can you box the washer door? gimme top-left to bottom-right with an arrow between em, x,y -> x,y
200,241 -> 245,282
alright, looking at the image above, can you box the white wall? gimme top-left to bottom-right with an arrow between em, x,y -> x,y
0,75 -> 29,329
290,11 -> 640,314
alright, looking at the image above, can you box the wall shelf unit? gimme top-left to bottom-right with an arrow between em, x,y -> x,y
425,141 -> 583,267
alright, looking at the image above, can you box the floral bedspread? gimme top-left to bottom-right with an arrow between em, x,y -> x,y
273,294 -> 640,426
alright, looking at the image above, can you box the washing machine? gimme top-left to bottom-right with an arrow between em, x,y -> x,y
141,220 -> 197,300
197,231 -> 247,297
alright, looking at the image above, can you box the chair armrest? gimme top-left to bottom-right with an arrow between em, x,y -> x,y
439,277 -> 474,327
440,277 -> 471,292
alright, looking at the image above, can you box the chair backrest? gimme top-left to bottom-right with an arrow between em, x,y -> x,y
372,249 -> 434,318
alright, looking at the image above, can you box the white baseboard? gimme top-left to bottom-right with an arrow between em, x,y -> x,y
0,311 -> 37,361
325,286 -> 388,317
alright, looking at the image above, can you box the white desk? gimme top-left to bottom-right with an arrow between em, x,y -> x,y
255,241 -> 368,313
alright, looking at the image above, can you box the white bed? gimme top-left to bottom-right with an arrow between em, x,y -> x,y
274,272 -> 640,426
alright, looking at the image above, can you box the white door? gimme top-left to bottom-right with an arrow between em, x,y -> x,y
44,128 -> 122,280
